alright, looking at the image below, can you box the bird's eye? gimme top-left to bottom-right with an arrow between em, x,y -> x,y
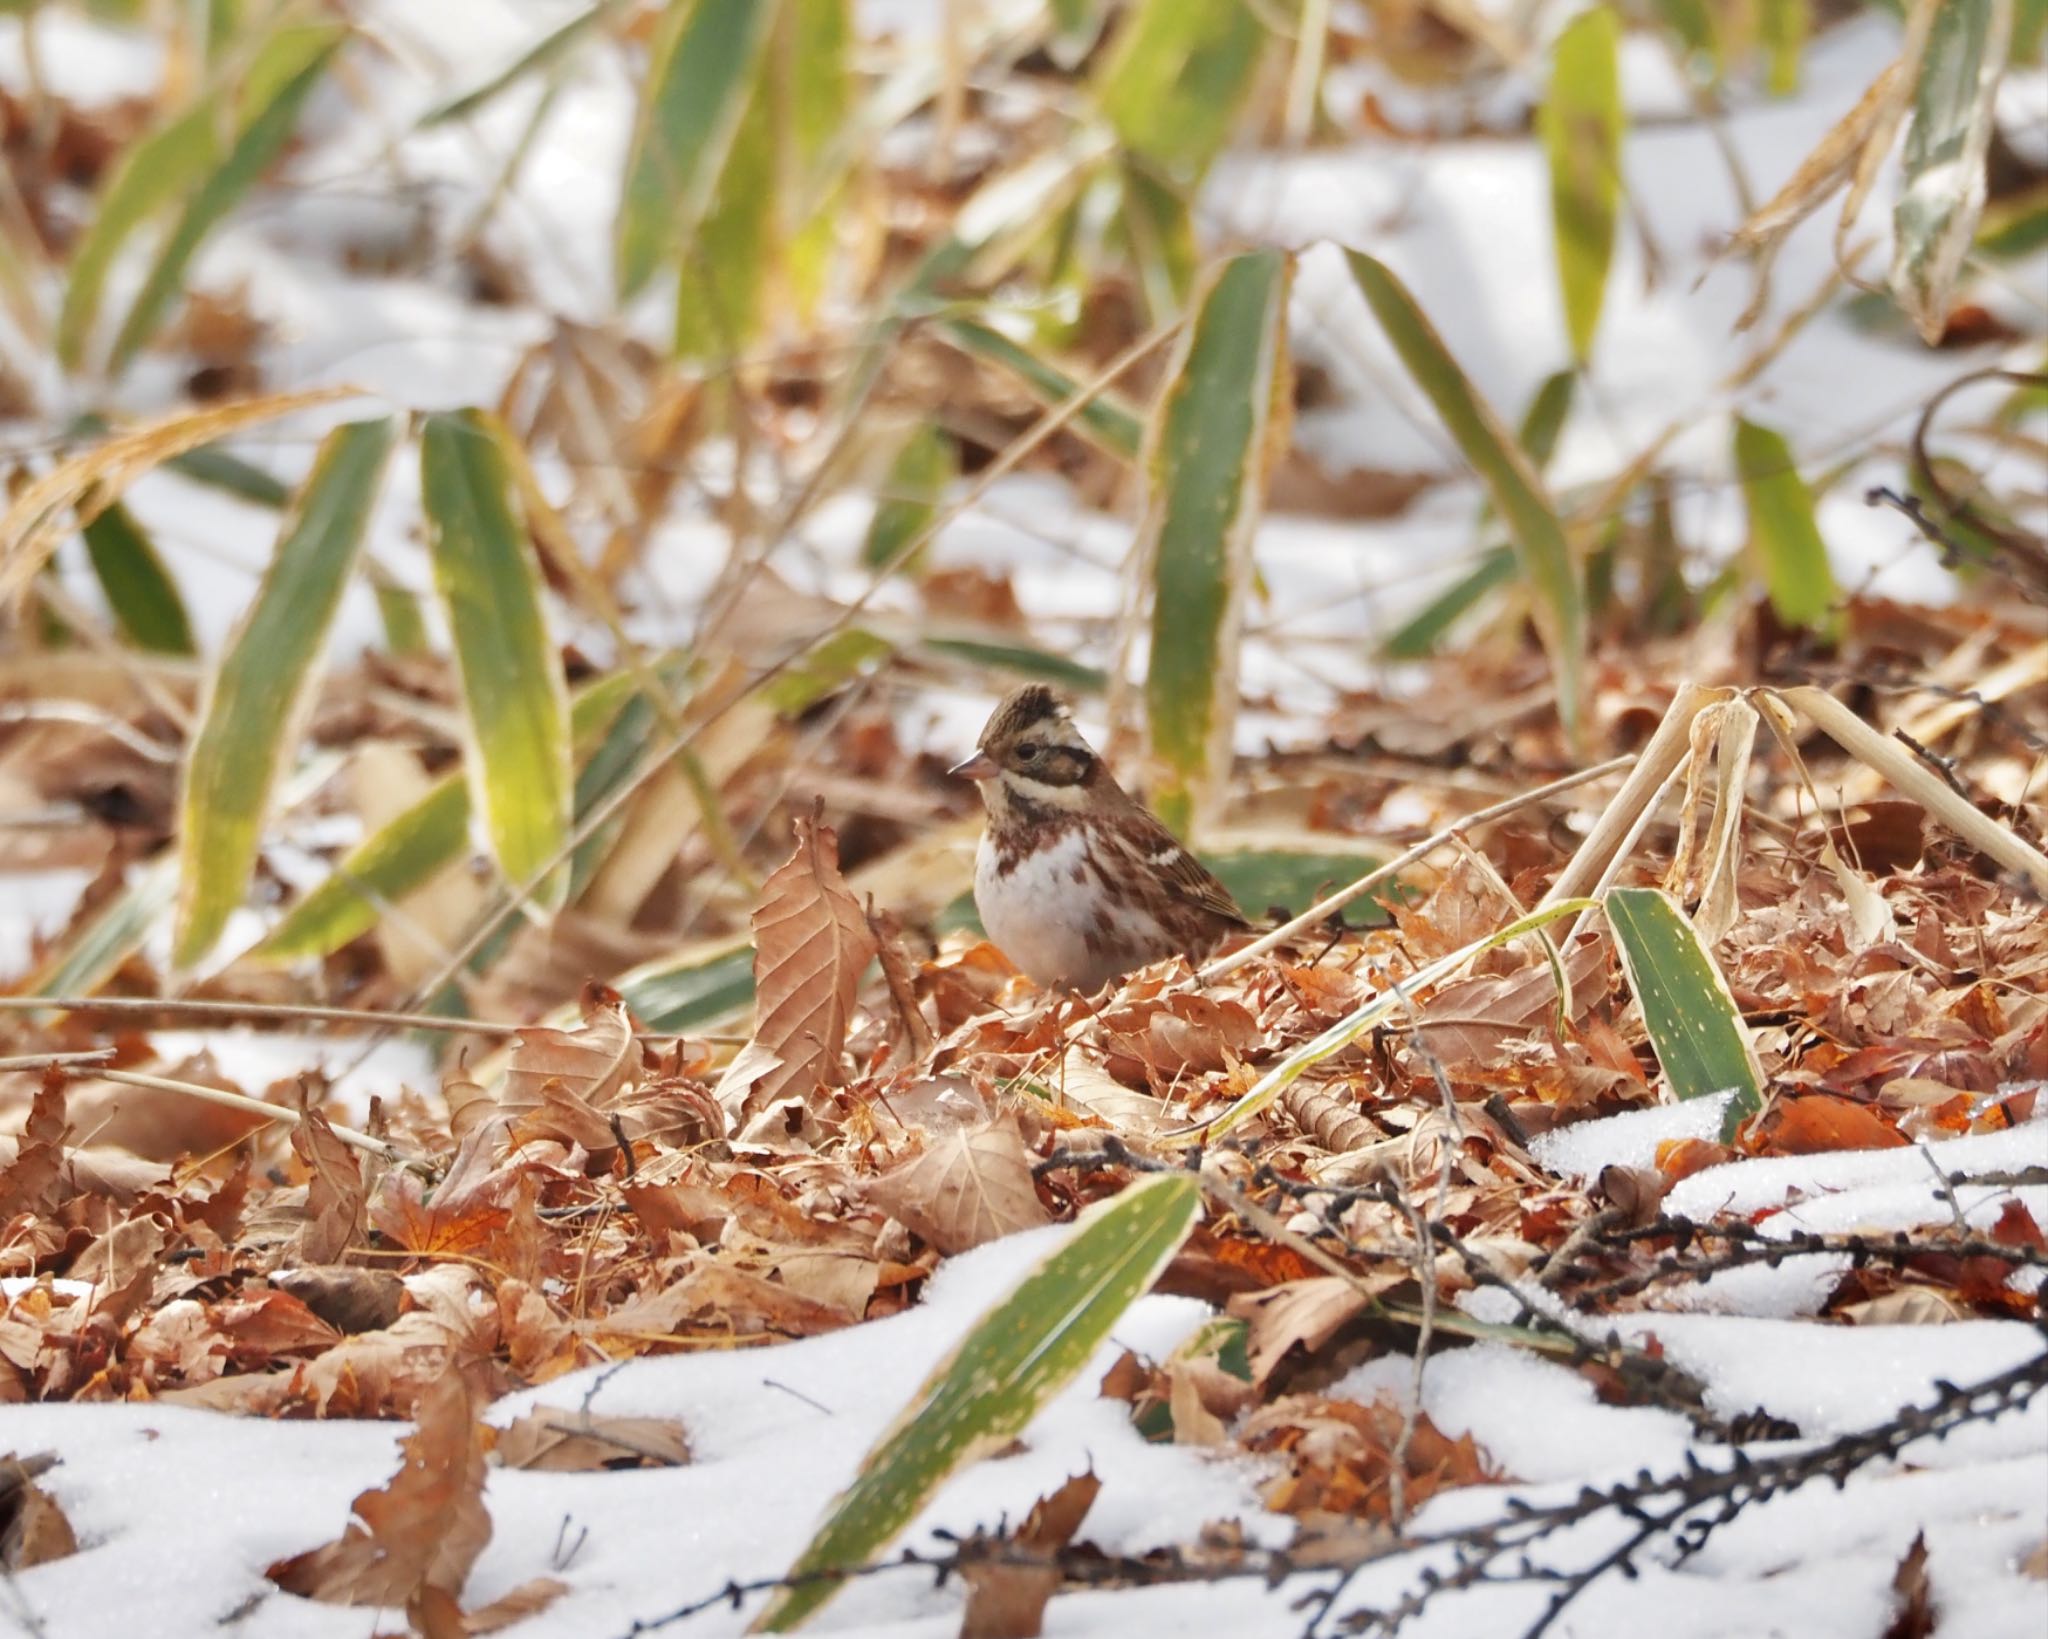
1016,744 -> 1040,762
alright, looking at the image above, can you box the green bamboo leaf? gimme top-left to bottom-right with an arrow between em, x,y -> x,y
420,0 -> 622,126
919,636 -> 1108,693
27,856 -> 178,1002
1389,371 -> 1577,659
860,424 -> 953,573
1142,248 -> 1291,836
1094,0 -> 1267,180
420,410 -> 574,909
165,443 -> 291,507
1604,885 -> 1763,1141
1539,6 -> 1624,365
615,0 -> 778,302
617,940 -> 756,1032
938,316 -> 1144,460
81,501 -> 195,654
673,44 -> 776,361
110,23 -> 346,374
1976,183 -> 2048,257
1380,546 -> 1517,660
57,102 -> 219,371
369,564 -> 430,655
173,418 -> 397,970
1344,250 -> 1586,741
760,627 -> 894,715
1732,416 -> 1838,636
754,1172 -> 1202,1632
1891,0 -> 2015,346
254,670 -> 643,963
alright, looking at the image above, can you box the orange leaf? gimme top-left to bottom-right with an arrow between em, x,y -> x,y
1758,1095 -> 1907,1156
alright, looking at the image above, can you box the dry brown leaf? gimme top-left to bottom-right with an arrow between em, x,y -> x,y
464,1577 -> 570,1634
591,1260 -> 854,1343
958,1471 -> 1101,1639
1881,1531 -> 1935,1639
864,1114 -> 1051,1254
502,986 -> 638,1116
1757,1095 -> 1908,1157
1227,1275 -> 1401,1389
0,1070 -> 67,1221
272,1267 -> 405,1336
292,1107 -> 367,1265
493,1408 -> 691,1471
0,1453 -> 76,1570
718,810 -> 879,1129
1242,1395 -> 1497,1522
1840,1288 -> 1970,1326
267,1368 -> 492,1606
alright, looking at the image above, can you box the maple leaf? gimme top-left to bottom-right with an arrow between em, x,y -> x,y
717,809 -> 878,1131
267,1368 -> 492,1607
864,1114 -> 1051,1254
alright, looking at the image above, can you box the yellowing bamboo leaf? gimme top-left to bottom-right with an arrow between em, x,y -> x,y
1344,251 -> 1586,743
173,418 -> 398,971
1094,0 -> 1268,181
754,1173 -> 1200,1632
1539,6 -> 1624,363
420,410 -> 574,909
716,811 -> 879,1131
1142,248 -> 1292,835
0,386 -> 364,609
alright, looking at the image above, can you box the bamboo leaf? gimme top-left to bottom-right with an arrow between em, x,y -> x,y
1344,250 -> 1586,741
753,1172 -> 1201,1632
1760,0 -> 1809,94
420,0 -> 622,126
1142,248 -> 1292,836
1094,0 -> 1267,181
1891,0 -> 2014,346
253,672 -> 644,964
1539,5 -> 1624,364
1199,899 -> 1596,1141
860,424 -> 954,572
80,501 -> 195,655
616,941 -> 756,1033
110,22 -> 346,374
937,316 -> 1143,459
57,102 -> 219,371
0,387 -> 364,609
614,0 -> 778,301
1604,885 -> 1763,1141
919,636 -> 1108,693
173,418 -> 397,970
1732,417 -> 1839,636
1380,546 -> 1517,660
672,40 -> 776,361
420,410 -> 574,909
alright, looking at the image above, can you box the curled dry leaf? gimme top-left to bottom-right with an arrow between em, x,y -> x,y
958,1470 -> 1102,1639
493,1407 -> 691,1471
1226,1274 -> 1403,1390
290,1107 -> 366,1265
1241,1395 -> 1498,1522
502,984 -> 638,1115
0,1453 -> 76,1570
718,811 -> 879,1130
864,1112 -> 1051,1255
267,1367 -> 492,1607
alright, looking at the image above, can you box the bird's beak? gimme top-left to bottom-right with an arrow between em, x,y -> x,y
949,750 -> 998,781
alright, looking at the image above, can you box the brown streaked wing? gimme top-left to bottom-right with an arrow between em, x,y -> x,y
1106,802 -> 1250,930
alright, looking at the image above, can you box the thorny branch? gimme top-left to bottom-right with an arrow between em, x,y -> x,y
617,1334 -> 2048,1639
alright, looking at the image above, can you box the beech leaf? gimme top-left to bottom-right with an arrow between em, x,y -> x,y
267,1368 -> 492,1606
865,1114 -> 1052,1254
719,810 -> 879,1129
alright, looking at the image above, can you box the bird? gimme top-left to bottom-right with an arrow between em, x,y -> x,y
950,684 -> 1250,990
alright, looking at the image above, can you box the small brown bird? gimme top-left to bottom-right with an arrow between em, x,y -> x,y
950,685 -> 1249,990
